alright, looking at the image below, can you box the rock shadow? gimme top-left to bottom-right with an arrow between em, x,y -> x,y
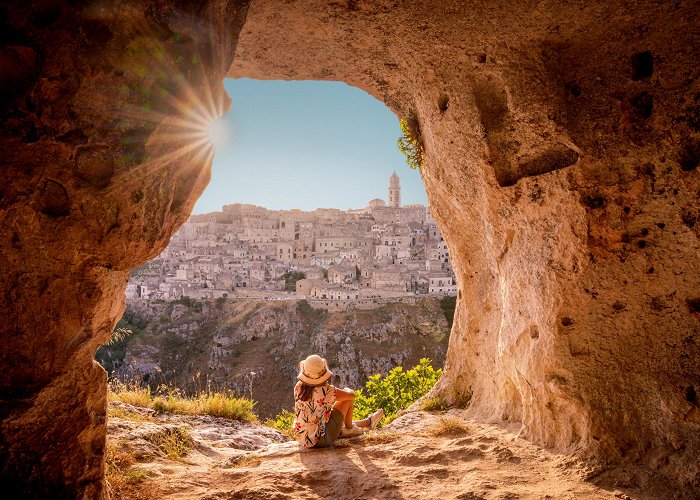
298,443 -> 406,499
586,464 -> 700,500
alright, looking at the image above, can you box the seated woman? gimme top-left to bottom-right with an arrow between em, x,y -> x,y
293,354 -> 384,448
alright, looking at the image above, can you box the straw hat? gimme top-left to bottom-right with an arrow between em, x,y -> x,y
297,354 -> 333,385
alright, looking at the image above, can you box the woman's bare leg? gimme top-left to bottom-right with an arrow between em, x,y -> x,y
333,400 -> 354,428
333,400 -> 372,429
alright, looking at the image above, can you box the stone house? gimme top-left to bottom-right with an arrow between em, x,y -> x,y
428,274 -> 456,294
327,259 -> 356,284
296,278 -> 325,297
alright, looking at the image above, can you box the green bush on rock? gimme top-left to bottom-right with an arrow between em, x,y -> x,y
353,358 -> 441,423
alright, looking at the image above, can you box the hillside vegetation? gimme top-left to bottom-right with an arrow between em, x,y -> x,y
97,298 -> 451,418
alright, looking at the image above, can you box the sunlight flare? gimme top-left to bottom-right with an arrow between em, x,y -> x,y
206,118 -> 230,150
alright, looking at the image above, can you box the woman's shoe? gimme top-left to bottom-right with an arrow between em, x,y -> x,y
368,409 -> 384,430
340,424 -> 364,438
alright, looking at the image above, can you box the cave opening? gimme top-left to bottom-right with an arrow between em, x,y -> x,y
99,78 -> 459,494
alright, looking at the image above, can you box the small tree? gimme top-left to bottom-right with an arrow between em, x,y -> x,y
282,271 -> 305,291
397,116 -> 425,170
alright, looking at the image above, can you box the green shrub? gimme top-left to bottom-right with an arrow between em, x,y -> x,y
174,296 -> 202,312
265,409 -> 295,439
353,358 -> 441,423
95,317 -> 144,375
297,299 -> 327,328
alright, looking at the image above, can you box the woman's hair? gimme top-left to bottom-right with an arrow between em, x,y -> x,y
298,383 -> 316,402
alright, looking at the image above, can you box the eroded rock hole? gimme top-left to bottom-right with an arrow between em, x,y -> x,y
472,79 -> 518,186
583,195 -> 606,209
565,81 -> 581,97
630,91 -> 654,119
560,316 -> 574,327
37,179 -> 70,217
679,139 -> 700,171
631,51 -> 654,80
74,146 -> 115,189
681,209 -> 697,228
529,324 -> 539,338
438,94 -> 449,113
687,298 -> 700,314
517,145 -> 579,183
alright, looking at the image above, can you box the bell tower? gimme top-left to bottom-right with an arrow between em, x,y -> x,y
388,171 -> 401,208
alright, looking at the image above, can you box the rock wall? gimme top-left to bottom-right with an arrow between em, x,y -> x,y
99,298 -> 450,418
0,1 -> 249,497
230,0 -> 700,489
0,0 -> 698,497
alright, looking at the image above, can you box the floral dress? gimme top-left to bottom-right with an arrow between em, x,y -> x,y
293,382 -> 337,448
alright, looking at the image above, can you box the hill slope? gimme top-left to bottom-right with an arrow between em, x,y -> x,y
98,298 -> 451,418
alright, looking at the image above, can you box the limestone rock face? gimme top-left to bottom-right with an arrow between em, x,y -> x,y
0,0 -> 698,497
230,0 -> 700,491
0,1 -> 249,497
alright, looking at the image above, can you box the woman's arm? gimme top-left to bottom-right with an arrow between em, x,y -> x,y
334,386 -> 356,402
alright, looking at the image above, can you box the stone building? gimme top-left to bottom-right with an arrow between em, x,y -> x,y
428,274 -> 456,294
388,171 -> 401,208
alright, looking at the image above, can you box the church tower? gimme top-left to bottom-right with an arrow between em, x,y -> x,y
388,171 -> 401,208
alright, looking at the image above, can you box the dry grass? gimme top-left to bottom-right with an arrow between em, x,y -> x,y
333,430 -> 402,448
332,438 -> 357,448
105,440 -> 155,499
426,416 -> 470,436
420,396 -> 449,412
362,431 -> 402,444
227,454 -> 262,468
145,427 -> 194,460
109,381 -> 257,422
108,383 -> 152,408
108,405 -> 157,422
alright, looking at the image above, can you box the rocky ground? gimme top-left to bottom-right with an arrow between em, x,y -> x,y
107,402 -> 688,500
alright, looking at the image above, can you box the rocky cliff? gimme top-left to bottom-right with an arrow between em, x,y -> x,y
98,298 -> 451,418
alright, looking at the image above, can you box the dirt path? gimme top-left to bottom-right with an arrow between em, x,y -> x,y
108,407 -> 683,499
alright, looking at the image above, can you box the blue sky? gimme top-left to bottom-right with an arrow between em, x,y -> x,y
192,79 -> 428,213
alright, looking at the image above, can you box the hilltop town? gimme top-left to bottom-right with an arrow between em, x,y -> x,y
128,172 -> 456,304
